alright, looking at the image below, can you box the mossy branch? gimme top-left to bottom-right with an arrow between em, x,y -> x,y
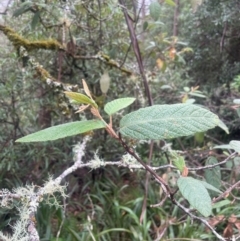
97,52 -> 133,75
0,25 -> 133,76
0,25 -> 63,51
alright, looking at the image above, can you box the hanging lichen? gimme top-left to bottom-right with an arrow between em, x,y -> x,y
18,46 -> 79,117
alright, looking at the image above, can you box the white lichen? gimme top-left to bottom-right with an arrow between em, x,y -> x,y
89,151 -> 105,169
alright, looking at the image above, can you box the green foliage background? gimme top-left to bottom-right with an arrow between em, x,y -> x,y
1,0 -> 240,240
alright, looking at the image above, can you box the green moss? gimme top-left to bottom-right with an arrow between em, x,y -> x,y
35,65 -> 54,81
99,52 -> 132,75
0,25 -> 63,51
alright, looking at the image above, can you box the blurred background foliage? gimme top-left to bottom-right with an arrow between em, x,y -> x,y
1,0 -> 240,240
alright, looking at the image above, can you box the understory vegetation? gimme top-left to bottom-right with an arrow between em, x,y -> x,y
1,0 -> 240,240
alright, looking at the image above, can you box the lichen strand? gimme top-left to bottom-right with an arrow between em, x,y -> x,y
0,25 -> 63,51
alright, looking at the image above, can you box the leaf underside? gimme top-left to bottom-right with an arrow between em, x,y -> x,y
120,104 -> 219,140
104,98 -> 136,116
16,120 -> 105,142
177,177 -> 212,217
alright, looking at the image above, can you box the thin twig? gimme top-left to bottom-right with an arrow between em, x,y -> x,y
173,200 -> 226,241
118,134 -> 172,195
213,179 -> 240,203
140,141 -> 154,223
188,152 -> 237,171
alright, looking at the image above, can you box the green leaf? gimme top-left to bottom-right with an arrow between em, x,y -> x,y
189,92 -> 206,98
177,177 -> 212,217
194,132 -> 204,145
233,99 -> 240,104
149,2 -> 161,21
214,140 -> 240,152
233,157 -> 240,168
16,120 -> 105,142
64,92 -> 98,108
172,156 -> 185,172
98,228 -> 131,237
143,21 -> 148,31
218,119 -> 229,134
198,180 -> 222,194
229,140 -> 240,153
183,87 -> 190,92
204,157 -> 221,192
191,0 -> 203,13
236,108 -> 240,118
214,144 -> 231,150
104,98 -> 135,116
31,11 -> 41,30
165,0 -> 176,7
120,104 -> 219,140
68,228 -> 82,241
212,200 -> 231,209
13,2 -> 33,17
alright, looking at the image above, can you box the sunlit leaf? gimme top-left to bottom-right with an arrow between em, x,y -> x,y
173,156 -> 185,172
65,92 -> 98,108
104,98 -> 135,116
164,0 -> 176,7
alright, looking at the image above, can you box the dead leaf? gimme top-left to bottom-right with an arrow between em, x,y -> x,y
223,223 -> 233,238
169,47 -> 176,60
208,215 -> 225,228
182,94 -> 188,103
100,70 -> 110,94
228,215 -> 237,223
82,79 -> 92,99
75,104 -> 89,113
156,58 -> 164,69
182,166 -> 189,177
